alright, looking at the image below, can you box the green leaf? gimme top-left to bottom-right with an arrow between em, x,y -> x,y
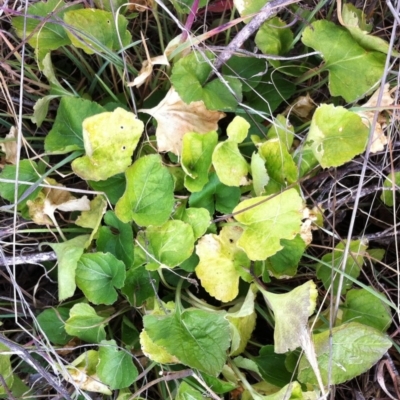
97,340 -> 138,389
0,160 -> 42,212
316,240 -> 368,296
115,154 -> 175,226
195,225 -> 250,302
176,382 -> 204,400
298,322 -> 392,385
306,104 -> 369,168
36,307 -> 73,345
253,345 -> 292,387
181,131 -> 218,192
171,51 -> 242,111
342,288 -> 392,332
121,266 -> 159,307
245,71 -> 295,117
12,0 -> 82,65
63,9 -> 131,54
222,56 -> 266,92
71,108 -> 144,181
45,97 -> 106,154
259,138 -> 298,194
139,220 -> 195,269
255,17 -> 293,63
189,172 -> 241,215
260,280 -> 318,353
212,116 -> 250,187
233,189 -> 304,261
380,171 -> 400,206
76,252 -> 126,305
266,235 -> 306,278
302,20 -> 385,102
144,309 -> 230,376
49,234 -> 90,301
97,211 -> 134,269
88,173 -> 126,205
233,0 -> 266,20
179,207 -> 210,240
0,343 -> 14,395
266,114 -> 294,150
213,141 -> 249,187
65,303 -> 107,343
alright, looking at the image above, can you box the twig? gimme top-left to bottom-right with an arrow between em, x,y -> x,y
0,334 -> 72,400
211,0 -> 302,73
0,251 -> 57,268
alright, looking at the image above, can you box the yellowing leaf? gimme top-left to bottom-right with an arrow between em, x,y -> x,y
71,108 -> 144,181
212,117 -> 250,187
195,225 -> 250,302
27,178 -> 90,226
140,330 -> 180,364
63,350 -> 112,395
233,189 -> 304,261
227,285 -> 257,356
140,87 -> 225,155
306,104 -> 369,168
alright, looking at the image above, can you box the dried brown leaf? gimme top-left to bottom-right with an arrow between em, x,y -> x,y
140,87 -> 225,155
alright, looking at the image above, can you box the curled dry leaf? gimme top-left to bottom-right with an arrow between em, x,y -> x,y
300,206 -> 322,245
0,126 -> 20,165
357,84 -> 396,154
140,87 -> 225,155
285,93 -> 316,120
128,35 -> 184,88
27,178 -> 90,225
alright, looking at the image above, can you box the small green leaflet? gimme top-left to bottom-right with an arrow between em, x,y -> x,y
181,131 -> 218,192
298,322 -> 392,385
137,220 -> 195,270
380,171 -> 400,206
115,154 -> 175,226
65,303 -> 107,343
212,116 -> 250,187
171,50 -> 242,111
143,308 -> 231,376
36,307 -> 73,345
75,252 -> 126,305
342,288 -> 392,332
0,343 -> 14,395
49,234 -> 90,301
97,340 -> 138,389
96,211 -> 134,269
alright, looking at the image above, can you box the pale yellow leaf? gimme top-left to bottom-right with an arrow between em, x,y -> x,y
0,126 -> 19,165
357,84 -> 396,154
140,87 -> 225,155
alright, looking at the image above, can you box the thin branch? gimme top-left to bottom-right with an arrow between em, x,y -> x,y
211,0 -> 302,73
0,251 -> 57,268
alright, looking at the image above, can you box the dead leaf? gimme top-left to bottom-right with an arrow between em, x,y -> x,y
140,87 -> 225,155
285,93 -> 316,120
27,178 -> 90,225
128,35 -> 183,88
127,0 -> 153,12
0,126 -> 19,165
357,84 -> 396,154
